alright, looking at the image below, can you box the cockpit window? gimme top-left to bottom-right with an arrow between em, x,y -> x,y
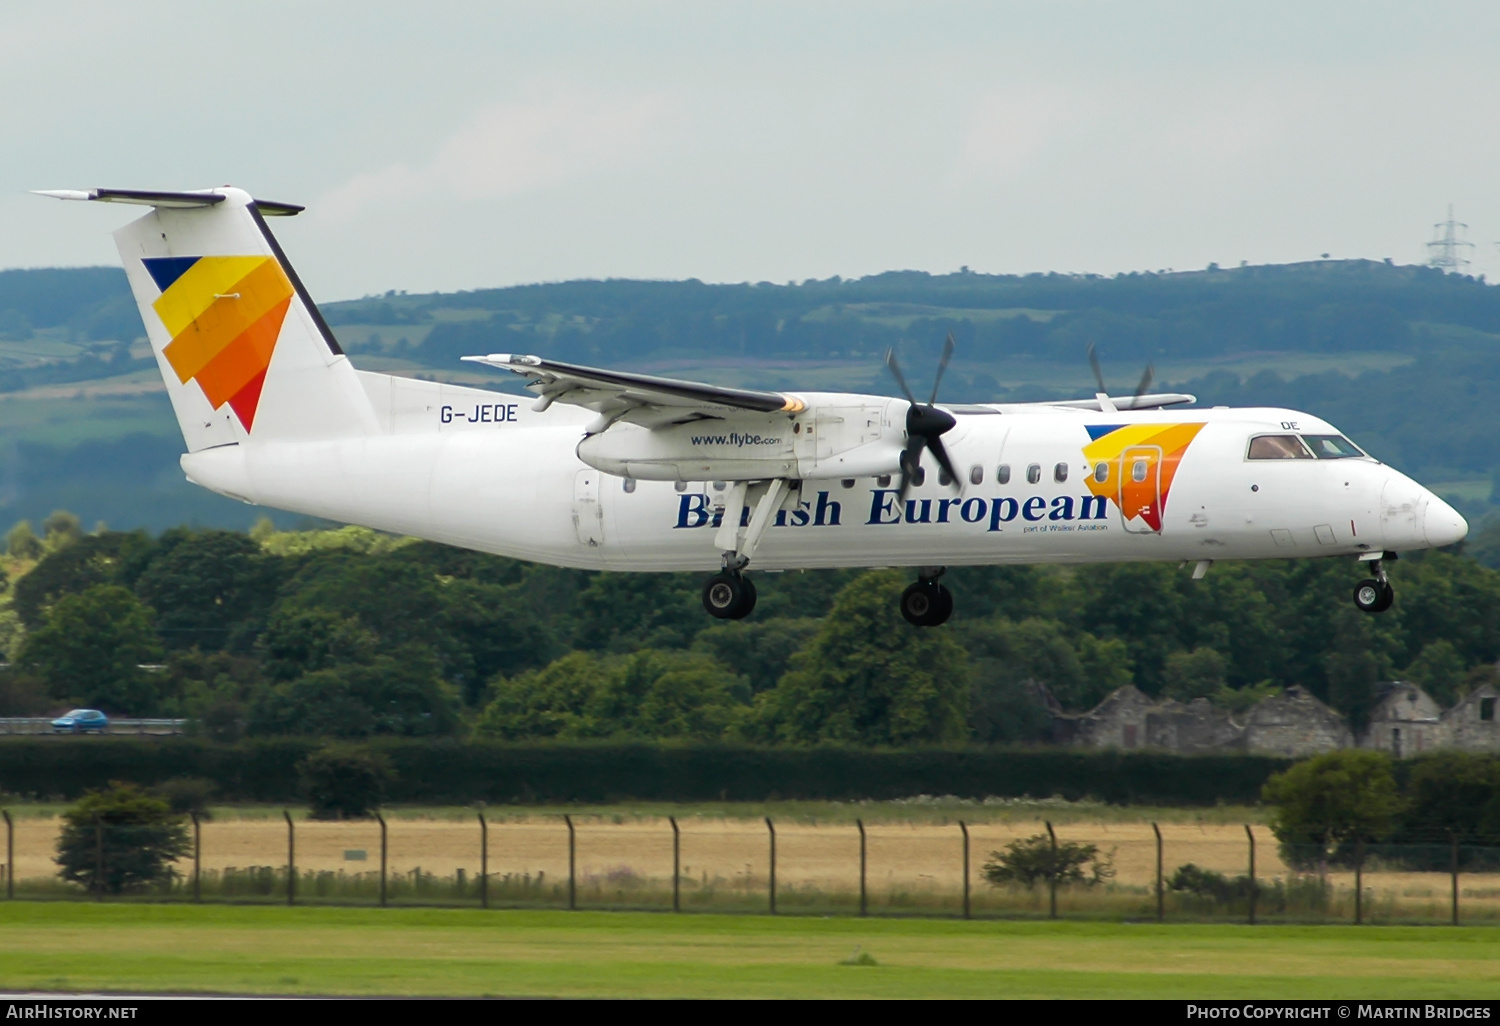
1247,434 -> 1313,460
1301,434 -> 1366,459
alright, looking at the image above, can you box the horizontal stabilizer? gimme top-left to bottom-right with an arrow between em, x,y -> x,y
32,188 -> 303,215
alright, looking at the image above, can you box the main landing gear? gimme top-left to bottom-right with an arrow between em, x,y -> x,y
1353,553 -> 1395,614
700,479 -> 786,621
703,571 -> 757,620
901,567 -> 953,627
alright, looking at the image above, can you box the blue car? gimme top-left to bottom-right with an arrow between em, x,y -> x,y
51,709 -> 108,734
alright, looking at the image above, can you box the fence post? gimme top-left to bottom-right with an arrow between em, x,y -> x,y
1045,820 -> 1057,920
959,820 -> 970,921
283,811 -> 294,907
765,817 -> 776,915
3,810 -> 11,900
564,814 -> 576,911
1245,824 -> 1256,926
1354,839 -> 1364,926
191,812 -> 201,903
1450,831 -> 1460,927
856,819 -> 867,918
94,814 -> 103,902
376,812 -> 387,908
1151,822 -> 1163,923
670,816 -> 680,914
478,812 -> 488,910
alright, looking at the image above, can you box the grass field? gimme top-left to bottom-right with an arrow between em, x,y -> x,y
0,902 -> 1495,998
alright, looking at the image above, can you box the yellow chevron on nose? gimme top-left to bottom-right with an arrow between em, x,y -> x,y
155,257 -> 294,383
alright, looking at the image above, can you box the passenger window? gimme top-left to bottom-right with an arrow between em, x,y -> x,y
1054,462 -> 1068,483
877,474 -> 892,487
1247,435 -> 1313,460
1131,459 -> 1148,483
913,467 -> 926,487
938,468 -> 952,486
996,464 -> 1011,485
1094,462 -> 1109,483
622,477 -> 636,493
674,481 -> 688,493
1026,464 -> 1041,484
1302,434 -> 1365,459
969,465 -> 983,485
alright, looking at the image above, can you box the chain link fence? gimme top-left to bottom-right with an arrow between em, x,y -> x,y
2,811 -> 1496,924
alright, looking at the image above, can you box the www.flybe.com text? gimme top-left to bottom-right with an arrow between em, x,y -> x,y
689,432 -> 782,447
674,489 -> 1111,530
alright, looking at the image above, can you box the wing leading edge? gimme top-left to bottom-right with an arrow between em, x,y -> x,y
463,352 -> 1195,427
462,353 -> 806,429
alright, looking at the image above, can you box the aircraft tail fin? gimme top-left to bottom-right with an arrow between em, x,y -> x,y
41,187 -> 378,451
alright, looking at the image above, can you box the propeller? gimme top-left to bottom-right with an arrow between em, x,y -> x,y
1085,341 -> 1155,410
885,333 -> 959,502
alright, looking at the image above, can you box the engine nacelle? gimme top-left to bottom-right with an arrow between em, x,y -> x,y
576,396 -> 904,482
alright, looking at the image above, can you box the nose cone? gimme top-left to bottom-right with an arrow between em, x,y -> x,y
1424,492 -> 1468,548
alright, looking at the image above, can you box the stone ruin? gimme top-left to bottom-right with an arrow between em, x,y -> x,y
1051,681 -> 1500,759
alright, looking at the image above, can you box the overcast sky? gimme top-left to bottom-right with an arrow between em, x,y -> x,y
4,1 -> 1499,300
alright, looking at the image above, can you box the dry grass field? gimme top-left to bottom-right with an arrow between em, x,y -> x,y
5,806 -> 1496,922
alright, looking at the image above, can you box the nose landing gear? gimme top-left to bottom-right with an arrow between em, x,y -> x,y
1353,554 -> 1394,613
900,567 -> 953,627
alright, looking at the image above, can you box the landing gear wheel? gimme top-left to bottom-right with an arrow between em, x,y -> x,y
703,572 -> 757,620
900,581 -> 953,627
1353,578 -> 1393,614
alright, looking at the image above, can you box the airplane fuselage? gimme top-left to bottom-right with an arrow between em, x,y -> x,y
181,376 -> 1463,573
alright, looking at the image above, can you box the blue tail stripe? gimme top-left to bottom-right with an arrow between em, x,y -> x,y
142,256 -> 200,293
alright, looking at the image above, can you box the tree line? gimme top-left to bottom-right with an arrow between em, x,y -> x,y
1,514 -> 1497,745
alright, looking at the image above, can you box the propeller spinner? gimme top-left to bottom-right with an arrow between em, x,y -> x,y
885,333 -> 959,501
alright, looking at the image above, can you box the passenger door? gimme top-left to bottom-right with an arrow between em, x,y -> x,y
1118,445 -> 1164,534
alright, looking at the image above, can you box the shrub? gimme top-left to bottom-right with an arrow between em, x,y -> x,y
54,781 -> 190,894
981,832 -> 1115,889
1262,749 -> 1403,870
1168,863 -> 1253,903
299,745 -> 394,820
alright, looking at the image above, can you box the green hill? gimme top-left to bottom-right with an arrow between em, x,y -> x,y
1,260 -> 1496,534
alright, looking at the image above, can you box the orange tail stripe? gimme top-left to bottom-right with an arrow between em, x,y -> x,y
161,259 -> 293,383
194,296 -> 291,408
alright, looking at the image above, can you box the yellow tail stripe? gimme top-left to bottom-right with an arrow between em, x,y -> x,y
152,256 -> 267,337
159,259 -> 294,384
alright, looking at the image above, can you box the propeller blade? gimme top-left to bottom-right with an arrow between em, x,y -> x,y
1128,363 -> 1155,409
926,434 -> 960,489
928,333 -> 955,406
897,438 -> 925,503
885,347 -> 918,405
1087,341 -> 1108,395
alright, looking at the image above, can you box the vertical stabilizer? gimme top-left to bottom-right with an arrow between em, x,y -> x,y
103,187 -> 377,451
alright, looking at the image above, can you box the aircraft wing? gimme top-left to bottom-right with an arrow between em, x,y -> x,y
464,352 -> 1196,427
1029,393 -> 1197,411
462,353 -> 807,429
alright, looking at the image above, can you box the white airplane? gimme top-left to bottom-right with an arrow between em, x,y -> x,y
40,186 -> 1468,625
